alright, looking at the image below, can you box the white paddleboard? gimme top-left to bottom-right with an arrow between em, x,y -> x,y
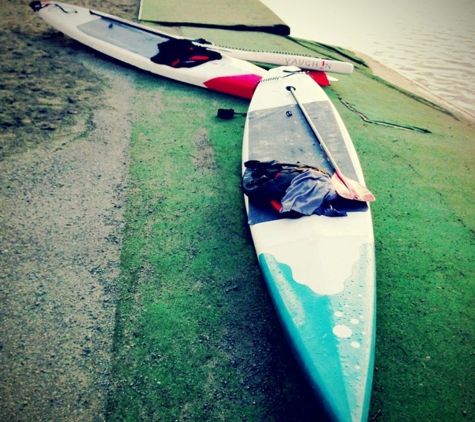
243,66 -> 376,422
30,1 -> 267,98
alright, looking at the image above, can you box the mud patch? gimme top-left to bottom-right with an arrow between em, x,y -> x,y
192,127 -> 217,173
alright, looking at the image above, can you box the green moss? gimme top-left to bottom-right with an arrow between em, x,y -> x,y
106,23 -> 475,422
106,77 -> 328,421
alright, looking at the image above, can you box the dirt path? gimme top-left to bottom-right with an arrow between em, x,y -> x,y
0,1 -> 137,419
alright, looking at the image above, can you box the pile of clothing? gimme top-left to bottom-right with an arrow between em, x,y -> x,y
242,160 -> 346,217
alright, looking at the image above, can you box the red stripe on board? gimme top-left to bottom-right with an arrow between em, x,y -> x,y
204,71 -> 329,99
307,71 -> 330,87
203,74 -> 263,99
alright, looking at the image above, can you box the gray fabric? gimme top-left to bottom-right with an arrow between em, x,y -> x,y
280,170 -> 338,215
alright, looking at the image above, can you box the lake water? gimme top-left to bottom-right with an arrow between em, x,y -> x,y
260,0 -> 475,120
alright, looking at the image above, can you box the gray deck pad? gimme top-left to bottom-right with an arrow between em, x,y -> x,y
247,101 -> 367,224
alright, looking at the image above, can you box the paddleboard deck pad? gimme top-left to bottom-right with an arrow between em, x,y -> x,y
243,67 -> 376,422
29,1 -> 269,98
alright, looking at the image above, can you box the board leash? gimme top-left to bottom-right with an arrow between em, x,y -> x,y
258,69 -> 304,84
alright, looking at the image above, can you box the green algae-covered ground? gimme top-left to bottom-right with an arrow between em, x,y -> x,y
105,76 -> 327,421
1,0 -> 474,421
106,27 -> 475,422
103,29 -> 474,422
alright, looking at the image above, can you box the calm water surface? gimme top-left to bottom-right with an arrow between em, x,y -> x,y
261,0 -> 475,119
